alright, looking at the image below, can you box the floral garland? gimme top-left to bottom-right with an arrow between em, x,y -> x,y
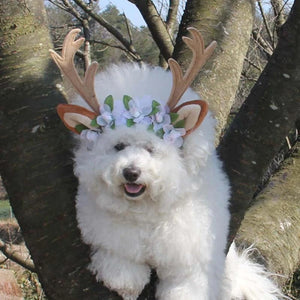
79,95 -> 186,148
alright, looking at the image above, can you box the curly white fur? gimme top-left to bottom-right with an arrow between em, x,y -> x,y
71,63 -> 286,300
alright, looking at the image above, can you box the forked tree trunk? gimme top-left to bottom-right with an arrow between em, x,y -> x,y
173,0 -> 255,137
0,0 -> 299,299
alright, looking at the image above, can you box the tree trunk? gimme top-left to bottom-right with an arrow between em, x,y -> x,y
173,0 -> 255,137
0,0 -> 119,299
236,143 -> 300,286
218,0 -> 300,247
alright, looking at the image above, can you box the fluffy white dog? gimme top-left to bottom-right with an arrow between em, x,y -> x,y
50,28 -> 286,300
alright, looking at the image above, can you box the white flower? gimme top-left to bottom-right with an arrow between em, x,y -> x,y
97,104 -> 115,127
152,106 -> 171,132
124,99 -> 152,125
80,129 -> 99,149
163,125 -> 186,148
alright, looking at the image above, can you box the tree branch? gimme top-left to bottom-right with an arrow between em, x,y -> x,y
236,142 -> 300,288
72,0 -> 142,62
133,0 -> 174,60
252,28 -> 274,58
0,239 -> 36,272
270,0 -> 287,36
219,0 -> 300,248
257,0 -> 275,48
123,12 -> 133,45
244,56 -> 263,72
166,0 -> 179,35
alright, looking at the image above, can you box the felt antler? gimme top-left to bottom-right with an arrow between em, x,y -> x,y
167,27 -> 216,136
49,28 -> 100,113
51,27 -> 216,141
167,27 -> 217,110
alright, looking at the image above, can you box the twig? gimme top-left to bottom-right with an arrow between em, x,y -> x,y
72,0 -> 142,62
252,29 -> 273,57
123,12 -> 133,44
133,0 -> 174,60
244,57 -> 263,72
0,238 -> 35,272
166,0 -> 179,39
92,40 -> 127,52
257,0 -> 274,49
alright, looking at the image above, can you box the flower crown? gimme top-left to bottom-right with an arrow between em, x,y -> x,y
79,95 -> 186,147
51,28 -> 216,148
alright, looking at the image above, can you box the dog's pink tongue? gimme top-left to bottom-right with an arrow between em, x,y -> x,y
125,183 -> 143,194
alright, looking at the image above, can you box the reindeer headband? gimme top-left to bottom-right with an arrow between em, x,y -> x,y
50,28 -> 216,147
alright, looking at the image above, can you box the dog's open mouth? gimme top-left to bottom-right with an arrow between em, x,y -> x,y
124,183 -> 146,197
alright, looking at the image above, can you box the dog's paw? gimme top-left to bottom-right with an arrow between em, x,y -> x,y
90,249 -> 151,299
112,288 -> 140,300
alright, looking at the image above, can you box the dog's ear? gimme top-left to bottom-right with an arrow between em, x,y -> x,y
57,104 -> 98,134
172,100 -> 208,136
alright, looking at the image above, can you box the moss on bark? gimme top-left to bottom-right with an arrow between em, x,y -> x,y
236,144 -> 300,285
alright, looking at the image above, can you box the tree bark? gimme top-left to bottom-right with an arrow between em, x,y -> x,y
0,0 -> 119,299
173,0 -> 255,137
133,0 -> 174,60
271,0 -> 287,36
236,143 -> 300,286
218,0 -> 300,247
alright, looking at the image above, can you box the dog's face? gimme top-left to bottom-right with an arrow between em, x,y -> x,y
74,125 -> 189,213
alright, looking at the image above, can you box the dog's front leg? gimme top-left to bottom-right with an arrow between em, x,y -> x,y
155,266 -> 215,300
89,248 -> 151,300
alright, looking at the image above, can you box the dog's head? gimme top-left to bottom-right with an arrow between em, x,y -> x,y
50,28 -> 217,212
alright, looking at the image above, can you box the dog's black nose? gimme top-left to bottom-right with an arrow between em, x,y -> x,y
123,166 -> 141,182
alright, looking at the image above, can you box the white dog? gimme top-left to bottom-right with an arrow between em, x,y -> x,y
50,28 -> 287,300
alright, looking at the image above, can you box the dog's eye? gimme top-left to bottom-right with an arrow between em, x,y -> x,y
114,142 -> 127,151
144,146 -> 154,154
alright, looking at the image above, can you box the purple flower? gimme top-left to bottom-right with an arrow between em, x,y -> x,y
163,125 -> 186,148
124,99 -> 152,125
97,104 -> 115,128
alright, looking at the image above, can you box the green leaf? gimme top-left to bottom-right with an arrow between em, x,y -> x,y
156,128 -> 164,138
90,118 -> 99,128
110,121 -> 116,129
174,119 -> 185,128
126,119 -> 135,127
148,100 -> 161,116
104,95 -> 114,111
75,124 -> 88,134
170,113 -> 179,123
147,123 -> 154,132
123,95 -> 132,110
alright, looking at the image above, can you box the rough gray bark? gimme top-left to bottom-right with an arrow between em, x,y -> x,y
133,0 -> 174,60
0,0 -> 117,299
236,143 -> 300,285
218,0 -> 300,247
173,0 -> 255,137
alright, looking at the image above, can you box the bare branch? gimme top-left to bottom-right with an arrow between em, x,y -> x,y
257,0 -> 275,48
252,29 -> 273,57
244,56 -> 263,72
72,0 -> 142,62
270,0 -> 288,36
0,239 -> 35,272
92,39 -> 128,52
61,0 -> 83,21
134,0 -> 174,60
48,0 -> 70,13
123,12 -> 133,44
166,0 -> 179,36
